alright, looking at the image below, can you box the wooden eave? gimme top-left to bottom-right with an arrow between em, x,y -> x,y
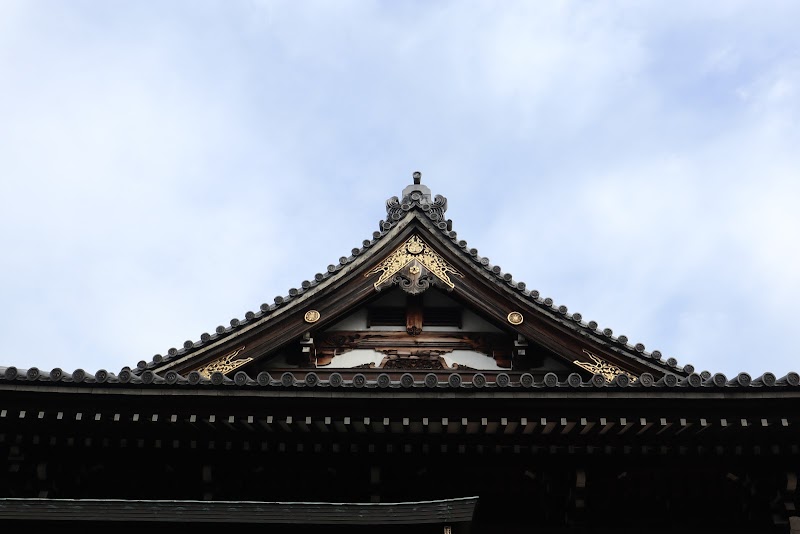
1,380 -> 798,444
146,209 -> 680,380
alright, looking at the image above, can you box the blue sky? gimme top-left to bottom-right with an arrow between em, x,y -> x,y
1,1 -> 798,378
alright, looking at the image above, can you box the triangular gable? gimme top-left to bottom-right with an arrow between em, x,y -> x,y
142,174 -> 691,382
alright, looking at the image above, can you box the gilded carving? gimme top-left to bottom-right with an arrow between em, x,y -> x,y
507,311 -> 524,325
304,310 -> 321,323
195,346 -> 251,378
573,350 -> 638,382
366,234 -> 463,291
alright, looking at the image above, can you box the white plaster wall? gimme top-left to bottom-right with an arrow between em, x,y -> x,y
442,350 -> 504,370
326,349 -> 384,368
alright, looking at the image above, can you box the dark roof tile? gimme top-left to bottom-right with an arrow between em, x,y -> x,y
5,367 -> 800,390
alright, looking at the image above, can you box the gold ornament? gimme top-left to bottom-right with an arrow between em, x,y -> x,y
507,311 -> 524,325
406,240 -> 424,254
195,346 -> 251,378
304,310 -> 321,323
573,350 -> 638,382
366,234 -> 463,290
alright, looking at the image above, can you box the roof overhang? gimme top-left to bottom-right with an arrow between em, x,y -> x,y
0,497 -> 478,525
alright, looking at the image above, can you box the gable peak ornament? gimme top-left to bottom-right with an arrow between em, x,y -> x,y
366,234 -> 463,295
383,171 -> 450,228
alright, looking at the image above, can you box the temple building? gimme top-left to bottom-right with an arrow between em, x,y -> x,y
1,173 -> 799,532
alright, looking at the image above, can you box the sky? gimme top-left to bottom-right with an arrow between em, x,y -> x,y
1,1 -> 799,379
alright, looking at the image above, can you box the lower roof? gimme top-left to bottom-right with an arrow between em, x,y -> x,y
0,496 -> 478,525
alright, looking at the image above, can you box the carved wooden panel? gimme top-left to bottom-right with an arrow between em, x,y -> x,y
365,234 -> 463,294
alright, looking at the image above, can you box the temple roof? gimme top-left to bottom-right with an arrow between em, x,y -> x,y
119,172 -> 698,377
2,173 -> 797,389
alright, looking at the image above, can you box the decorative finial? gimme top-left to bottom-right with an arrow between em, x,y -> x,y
383,170 -> 448,228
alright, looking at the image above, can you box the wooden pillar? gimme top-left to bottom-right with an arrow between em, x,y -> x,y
202,464 -> 214,500
565,468 -> 586,527
406,295 -> 423,336
787,472 -> 800,533
299,332 -> 316,367
370,465 -> 381,503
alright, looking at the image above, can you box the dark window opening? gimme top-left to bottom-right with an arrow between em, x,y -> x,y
367,307 -> 405,327
423,307 -> 462,328
366,307 -> 462,328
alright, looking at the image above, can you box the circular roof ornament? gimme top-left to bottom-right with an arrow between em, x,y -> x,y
304,310 -> 321,323
507,311 -> 524,325
520,373 -> 534,388
256,372 -> 272,386
377,374 -> 391,388
352,373 -> 367,388
328,373 -> 343,387
280,372 -> 295,387
406,240 -> 424,255
400,373 -> 414,388
305,372 -> 319,387
448,373 -> 462,388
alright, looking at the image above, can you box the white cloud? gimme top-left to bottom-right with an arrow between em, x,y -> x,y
0,1 -> 798,377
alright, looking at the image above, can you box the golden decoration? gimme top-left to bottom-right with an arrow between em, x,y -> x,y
409,264 -> 421,275
406,240 -> 424,254
507,311 -> 524,325
304,309 -> 321,323
196,346 -> 251,378
366,234 -> 463,289
573,350 -> 637,382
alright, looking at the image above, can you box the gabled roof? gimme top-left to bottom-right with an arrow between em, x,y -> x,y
131,173 -> 692,381
4,173 -> 797,393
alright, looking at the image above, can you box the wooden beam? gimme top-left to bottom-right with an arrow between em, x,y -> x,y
636,418 -> 653,436
296,416 -> 311,433
541,418 -> 556,435
599,418 -> 615,435
278,416 -> 293,433
617,418 -> 633,435
560,418 -> 575,435
579,418 -> 595,435
502,418 -> 518,434
521,418 -> 537,434
655,417 -> 672,435
354,417 -> 368,433
314,416 -> 331,433
334,416 -> 349,433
